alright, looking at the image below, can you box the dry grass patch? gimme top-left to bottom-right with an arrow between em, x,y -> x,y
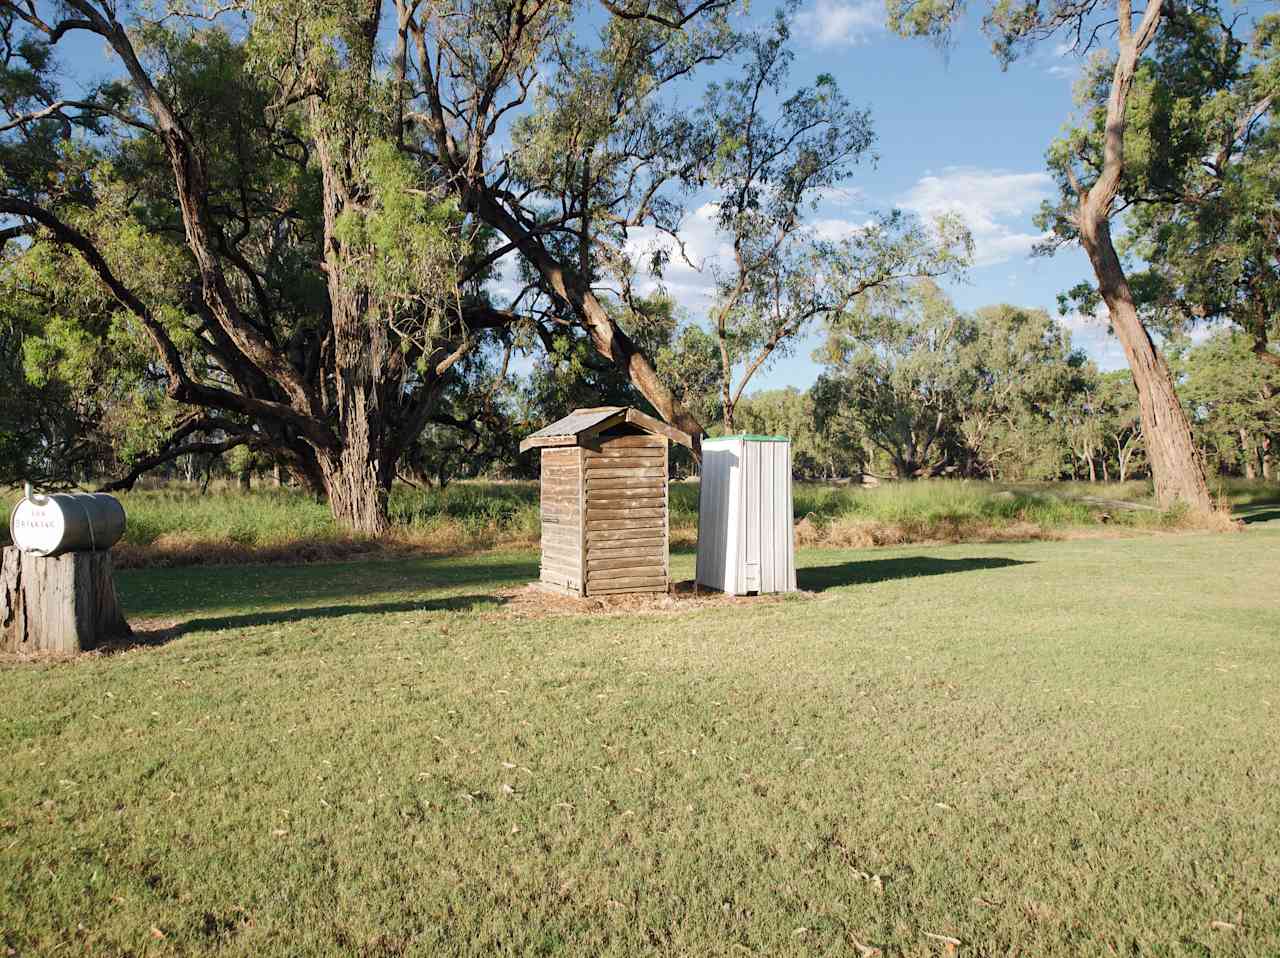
110,523 -> 542,569
794,515 -> 1062,548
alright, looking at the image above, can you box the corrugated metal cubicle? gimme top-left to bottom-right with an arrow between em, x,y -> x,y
696,435 -> 797,595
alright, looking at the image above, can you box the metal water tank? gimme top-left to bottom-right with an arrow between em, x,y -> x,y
8,485 -> 127,557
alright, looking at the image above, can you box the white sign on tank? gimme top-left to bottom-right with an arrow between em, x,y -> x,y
8,485 -> 127,557
9,498 -> 66,555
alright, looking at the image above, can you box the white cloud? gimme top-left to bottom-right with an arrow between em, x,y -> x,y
794,0 -> 884,47
808,216 -> 875,242
899,166 -> 1054,268
625,202 -> 728,311
626,202 -> 873,313
1042,40 -> 1081,81
1061,309 -> 1128,370
814,184 -> 868,209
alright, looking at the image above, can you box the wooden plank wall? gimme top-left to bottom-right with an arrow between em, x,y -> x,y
540,447 -> 584,593
583,434 -> 669,595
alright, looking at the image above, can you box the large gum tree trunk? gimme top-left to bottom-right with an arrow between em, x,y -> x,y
1080,220 -> 1213,511
1073,5 -> 1213,514
318,292 -> 394,537
471,191 -> 705,447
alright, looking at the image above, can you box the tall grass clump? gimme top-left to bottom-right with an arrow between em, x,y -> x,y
3,473 -> 1269,568
795,480 -> 1107,546
389,482 -> 541,544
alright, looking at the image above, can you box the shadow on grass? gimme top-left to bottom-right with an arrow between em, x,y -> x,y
799,555 -> 1031,592
1238,507 -> 1280,525
116,593 -> 503,653
119,555 -> 539,619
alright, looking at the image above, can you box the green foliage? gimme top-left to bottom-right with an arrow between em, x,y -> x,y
1040,6 -> 1280,359
1173,330 -> 1280,476
813,285 -> 1127,482
817,280 -> 975,478
1120,10 -> 1280,352
332,141 -> 465,354
692,19 -> 971,429
0,227 -> 183,484
735,387 -> 865,479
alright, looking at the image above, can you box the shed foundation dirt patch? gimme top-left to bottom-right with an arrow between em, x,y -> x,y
493,579 -> 813,619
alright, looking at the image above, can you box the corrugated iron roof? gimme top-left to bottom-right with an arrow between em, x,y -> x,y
520,406 -> 696,453
519,407 -> 626,452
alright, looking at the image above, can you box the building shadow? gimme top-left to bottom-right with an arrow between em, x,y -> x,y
104,593 -> 503,654
799,555 -> 1031,592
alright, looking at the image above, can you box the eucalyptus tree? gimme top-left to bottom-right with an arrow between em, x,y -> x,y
0,236 -> 177,487
1174,331 -> 1280,478
0,2 -> 516,532
0,0 -> 760,532
385,0 -> 750,445
958,305 -> 1091,481
1096,369 -> 1145,482
735,386 -> 865,478
889,0 -> 1217,511
1116,10 -> 1280,370
692,20 -> 970,432
816,280 -> 974,479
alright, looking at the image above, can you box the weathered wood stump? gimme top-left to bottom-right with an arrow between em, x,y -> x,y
1,546 -> 131,654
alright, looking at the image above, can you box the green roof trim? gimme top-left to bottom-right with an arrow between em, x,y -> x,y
704,434 -> 790,443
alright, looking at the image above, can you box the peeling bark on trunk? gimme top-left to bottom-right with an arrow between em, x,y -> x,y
315,290 -> 396,537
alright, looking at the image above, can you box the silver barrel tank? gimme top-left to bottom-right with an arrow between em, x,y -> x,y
8,485 -> 127,557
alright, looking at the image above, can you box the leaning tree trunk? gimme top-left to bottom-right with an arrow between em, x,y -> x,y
2,548 -> 131,654
1079,220 -> 1213,512
1072,4 -> 1213,514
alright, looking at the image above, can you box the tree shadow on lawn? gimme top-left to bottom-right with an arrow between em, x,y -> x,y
1238,506 -> 1280,525
120,555 -> 540,619
799,555 -> 1031,592
119,593 -> 503,652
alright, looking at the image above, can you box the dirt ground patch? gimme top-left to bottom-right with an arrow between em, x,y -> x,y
492,580 -> 815,619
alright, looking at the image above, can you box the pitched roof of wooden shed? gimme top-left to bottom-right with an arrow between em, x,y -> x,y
519,406 -> 694,453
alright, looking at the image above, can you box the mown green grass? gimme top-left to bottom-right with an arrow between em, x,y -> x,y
2,528 -> 1278,955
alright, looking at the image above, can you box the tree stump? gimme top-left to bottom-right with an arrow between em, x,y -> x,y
1,547 -> 131,654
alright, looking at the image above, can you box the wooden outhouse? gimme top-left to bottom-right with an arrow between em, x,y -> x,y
520,407 -> 694,596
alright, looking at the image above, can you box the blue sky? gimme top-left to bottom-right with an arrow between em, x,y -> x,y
640,0 -> 1130,393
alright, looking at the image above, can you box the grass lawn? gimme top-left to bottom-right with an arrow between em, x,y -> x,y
2,529 -> 1279,955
